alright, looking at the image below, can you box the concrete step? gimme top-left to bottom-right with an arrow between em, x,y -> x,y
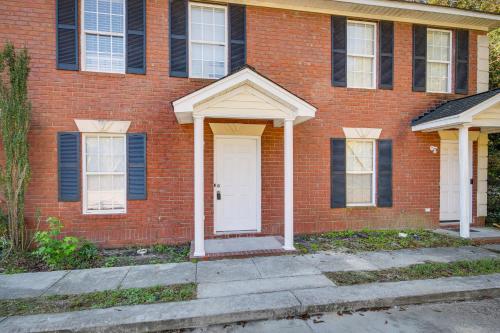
2,273 -> 499,333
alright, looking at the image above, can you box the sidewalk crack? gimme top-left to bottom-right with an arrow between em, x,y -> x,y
117,267 -> 132,290
40,270 -> 71,297
251,257 -> 263,279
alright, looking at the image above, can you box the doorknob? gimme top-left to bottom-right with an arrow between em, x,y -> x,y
216,190 -> 222,200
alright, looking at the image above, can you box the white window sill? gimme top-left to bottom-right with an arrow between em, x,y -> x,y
346,86 -> 376,90
426,90 -> 452,94
83,210 -> 127,215
81,69 -> 126,75
346,204 -> 376,208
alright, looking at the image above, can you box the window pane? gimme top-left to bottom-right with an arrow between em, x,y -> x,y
346,141 -> 373,172
347,22 -> 374,56
347,174 -> 372,205
84,12 -> 97,31
191,23 -> 203,40
84,0 -> 125,73
347,22 -> 375,88
189,5 -> 226,78
427,30 -> 450,62
191,7 -> 202,23
111,0 -> 123,15
85,0 -> 97,12
427,62 -> 449,92
98,13 -> 111,32
98,0 -> 110,13
111,15 -> 123,33
347,56 -> 373,88
111,36 -> 123,55
85,135 -> 126,213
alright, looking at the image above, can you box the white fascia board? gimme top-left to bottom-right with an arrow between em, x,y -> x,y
333,0 -> 500,21
224,0 -> 500,31
411,115 -> 464,132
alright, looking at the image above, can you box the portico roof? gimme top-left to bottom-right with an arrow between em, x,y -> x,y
411,89 -> 500,133
172,66 -> 317,127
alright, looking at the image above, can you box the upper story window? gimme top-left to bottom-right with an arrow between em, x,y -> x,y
82,0 -> 126,73
188,3 -> 228,79
347,21 -> 377,89
346,140 -> 376,206
426,29 -> 452,93
83,134 -> 127,214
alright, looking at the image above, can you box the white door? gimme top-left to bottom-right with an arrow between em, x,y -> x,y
440,140 -> 473,223
214,136 -> 261,233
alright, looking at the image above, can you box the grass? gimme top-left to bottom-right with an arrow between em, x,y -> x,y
295,229 -> 471,254
0,283 -> 196,317
326,258 -> 500,286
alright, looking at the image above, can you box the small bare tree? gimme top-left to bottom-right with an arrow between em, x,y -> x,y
0,42 -> 31,251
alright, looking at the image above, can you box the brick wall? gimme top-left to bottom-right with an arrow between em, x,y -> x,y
0,1 -> 483,247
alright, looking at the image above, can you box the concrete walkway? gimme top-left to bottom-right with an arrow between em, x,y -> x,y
1,245 -> 498,300
2,274 -> 499,332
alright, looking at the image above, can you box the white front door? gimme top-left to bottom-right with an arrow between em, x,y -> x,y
214,136 -> 261,233
440,140 -> 473,223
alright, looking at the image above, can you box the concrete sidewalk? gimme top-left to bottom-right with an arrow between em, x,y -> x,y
1,274 -> 499,332
1,245 -> 498,300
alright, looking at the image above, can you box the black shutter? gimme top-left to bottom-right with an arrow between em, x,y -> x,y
229,4 -> 246,73
377,140 -> 393,207
58,132 -> 81,202
331,16 -> 347,87
169,0 -> 188,77
127,0 -> 146,74
127,133 -> 147,200
455,30 -> 469,95
56,0 -> 78,70
331,139 -> 346,208
379,21 -> 394,89
413,25 -> 427,92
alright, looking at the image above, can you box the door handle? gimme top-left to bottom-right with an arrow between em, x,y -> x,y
216,190 -> 222,200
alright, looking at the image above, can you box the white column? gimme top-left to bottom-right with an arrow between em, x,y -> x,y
458,125 -> 470,239
283,118 -> 295,250
193,115 -> 205,257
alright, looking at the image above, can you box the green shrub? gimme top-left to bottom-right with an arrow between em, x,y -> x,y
34,217 -> 99,270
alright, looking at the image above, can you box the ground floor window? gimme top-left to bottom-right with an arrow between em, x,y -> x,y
83,134 -> 126,214
346,140 -> 375,206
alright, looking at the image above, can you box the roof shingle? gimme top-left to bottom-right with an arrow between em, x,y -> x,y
411,88 -> 500,126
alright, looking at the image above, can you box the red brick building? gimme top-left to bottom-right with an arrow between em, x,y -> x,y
0,0 -> 499,254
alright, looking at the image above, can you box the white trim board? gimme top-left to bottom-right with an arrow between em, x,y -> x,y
75,120 -> 131,133
220,0 -> 500,31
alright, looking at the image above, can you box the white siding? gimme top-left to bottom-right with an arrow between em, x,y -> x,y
477,133 -> 488,217
477,35 -> 489,93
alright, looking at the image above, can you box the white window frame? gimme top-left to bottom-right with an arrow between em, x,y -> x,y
346,139 -> 377,207
346,20 -> 377,89
426,28 -> 452,94
82,133 -> 127,215
188,2 -> 228,79
80,0 -> 127,74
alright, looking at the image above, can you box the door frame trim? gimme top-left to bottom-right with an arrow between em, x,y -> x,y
213,135 -> 262,234
439,139 -> 473,223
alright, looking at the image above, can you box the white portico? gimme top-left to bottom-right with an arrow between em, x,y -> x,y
412,89 -> 500,239
172,67 -> 316,257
